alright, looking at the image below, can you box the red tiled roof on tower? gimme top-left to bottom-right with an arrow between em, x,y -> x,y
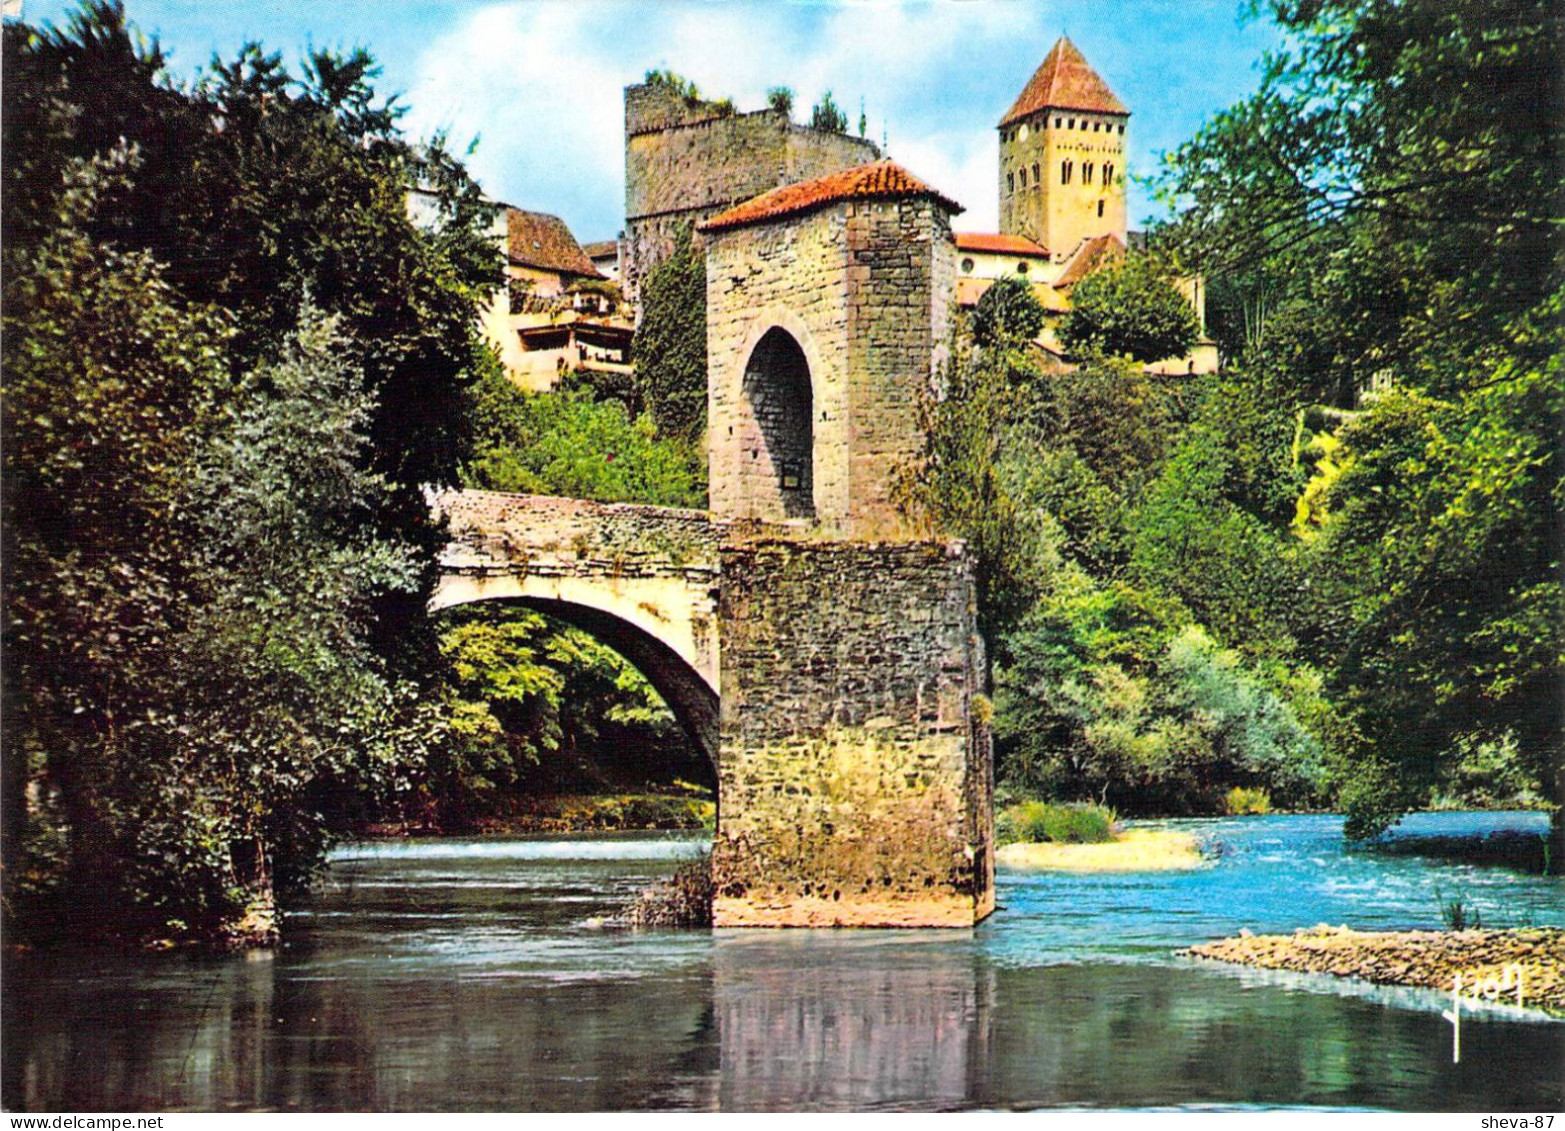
1000,37 -> 1129,126
700,160 -> 963,233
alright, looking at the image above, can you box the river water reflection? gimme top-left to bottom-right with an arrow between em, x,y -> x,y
5,813 -> 1562,1111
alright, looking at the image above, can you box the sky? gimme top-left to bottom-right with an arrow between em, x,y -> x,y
18,0 -> 1285,243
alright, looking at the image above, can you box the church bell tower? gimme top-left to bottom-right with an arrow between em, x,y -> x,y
998,37 -> 1129,261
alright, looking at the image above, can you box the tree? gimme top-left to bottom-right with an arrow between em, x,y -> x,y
901,313 -> 1060,666
1154,0 -> 1563,843
995,577 -> 1325,813
4,2 -> 500,683
2,1 -> 501,941
3,174 -> 229,933
766,86 -> 794,117
1058,253 -> 1199,363
631,224 -> 709,443
464,359 -> 706,508
810,90 -> 848,134
972,275 -> 1046,349
174,305 -> 435,919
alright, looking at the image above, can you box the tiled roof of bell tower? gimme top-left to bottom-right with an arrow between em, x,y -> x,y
1000,37 -> 1128,126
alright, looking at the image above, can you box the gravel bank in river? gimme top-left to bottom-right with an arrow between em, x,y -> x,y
1181,925 -> 1564,1014
996,828 -> 1207,872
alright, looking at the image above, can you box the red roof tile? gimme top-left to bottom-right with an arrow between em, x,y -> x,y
700,160 -> 963,233
1000,37 -> 1128,126
955,232 -> 1049,257
1053,233 -> 1126,288
507,209 -> 603,278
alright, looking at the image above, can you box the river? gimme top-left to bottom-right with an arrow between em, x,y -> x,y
5,812 -> 1562,1111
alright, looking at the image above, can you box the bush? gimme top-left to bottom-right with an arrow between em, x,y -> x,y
1224,787 -> 1272,815
998,801 -> 1116,846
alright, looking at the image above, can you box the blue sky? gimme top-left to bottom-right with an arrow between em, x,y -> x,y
18,1 -> 1283,242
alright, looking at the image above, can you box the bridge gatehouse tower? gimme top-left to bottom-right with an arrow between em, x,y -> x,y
699,162 -> 994,927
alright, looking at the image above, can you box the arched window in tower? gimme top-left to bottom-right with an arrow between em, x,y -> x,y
1067,118 -> 1075,130
1098,200 -> 1104,217
1061,160 -> 1073,185
1019,167 -> 1028,188
1093,121 -> 1101,132
1084,163 -> 1094,185
740,327 -> 814,521
1055,117 -> 1062,128
1007,171 -> 1014,194
1031,162 -> 1040,186
1104,163 -> 1115,186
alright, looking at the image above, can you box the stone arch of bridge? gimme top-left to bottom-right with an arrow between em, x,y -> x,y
734,307 -> 827,522
430,588 -> 719,776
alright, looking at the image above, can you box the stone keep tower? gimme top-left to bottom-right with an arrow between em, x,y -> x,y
697,162 -> 995,928
998,37 -> 1129,260
622,80 -> 879,306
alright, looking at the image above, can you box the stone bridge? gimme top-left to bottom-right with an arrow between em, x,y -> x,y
431,489 -> 722,766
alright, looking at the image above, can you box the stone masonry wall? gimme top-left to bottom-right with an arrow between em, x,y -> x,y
436,489 -> 717,578
624,84 -> 877,303
845,197 -> 955,534
711,538 -> 994,927
706,206 -> 852,525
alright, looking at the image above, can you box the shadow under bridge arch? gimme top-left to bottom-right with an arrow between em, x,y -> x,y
429,490 -> 722,770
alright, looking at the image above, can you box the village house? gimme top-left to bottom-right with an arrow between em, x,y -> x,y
582,239 -> 622,282
477,206 -> 634,391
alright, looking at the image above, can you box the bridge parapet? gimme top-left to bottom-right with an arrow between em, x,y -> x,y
434,489 -> 719,582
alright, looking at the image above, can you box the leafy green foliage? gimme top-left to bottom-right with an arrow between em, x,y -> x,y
1151,0 -> 1562,839
464,360 -> 706,508
971,276 -> 1046,349
1059,254 -> 1199,363
4,184 -> 231,932
631,225 -> 708,443
2,1 -> 500,940
644,68 -> 729,114
996,594 -> 1326,815
901,313 -> 1060,660
996,801 -> 1116,846
3,226 -> 436,935
766,86 -> 794,117
810,90 -> 848,133
424,603 -> 692,826
1224,787 -> 1272,816
1306,357 -> 1562,839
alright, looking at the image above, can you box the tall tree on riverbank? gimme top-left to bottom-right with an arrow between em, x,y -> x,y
1153,0 -> 1564,840
2,1 -> 500,940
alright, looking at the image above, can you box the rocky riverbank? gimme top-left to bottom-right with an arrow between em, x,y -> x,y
1181,925 -> 1565,1014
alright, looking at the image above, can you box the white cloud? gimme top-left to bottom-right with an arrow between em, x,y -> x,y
402,1 -> 1040,239
399,1 -> 1268,240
